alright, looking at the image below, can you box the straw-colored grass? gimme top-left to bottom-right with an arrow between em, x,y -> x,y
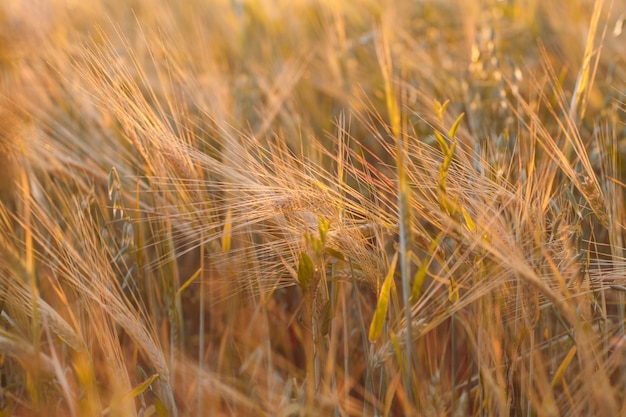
1,0 -> 625,415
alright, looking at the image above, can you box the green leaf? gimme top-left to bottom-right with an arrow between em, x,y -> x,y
369,252 -> 398,342
411,233 -> 443,302
318,216 -> 331,245
551,345 -> 577,388
324,246 -> 346,261
461,207 -> 476,234
433,130 -> 449,154
123,373 -> 159,400
390,330 -> 404,372
442,141 -> 456,173
176,267 -> 202,297
447,112 -> 465,138
297,252 -> 314,290
410,261 -> 429,304
305,233 -> 323,256
434,99 -> 450,122
154,396 -> 170,417
448,277 -> 459,303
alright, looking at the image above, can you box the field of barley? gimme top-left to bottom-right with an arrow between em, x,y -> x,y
1,0 -> 625,416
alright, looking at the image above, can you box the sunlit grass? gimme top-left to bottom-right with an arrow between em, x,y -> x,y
1,0 -> 625,416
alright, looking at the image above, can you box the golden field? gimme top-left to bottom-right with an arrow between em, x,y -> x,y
0,0 -> 625,415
